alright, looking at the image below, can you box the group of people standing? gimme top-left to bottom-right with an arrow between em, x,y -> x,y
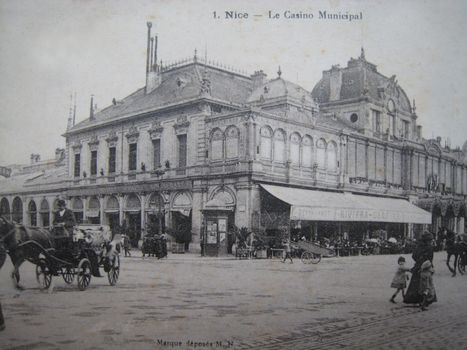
390,231 -> 437,311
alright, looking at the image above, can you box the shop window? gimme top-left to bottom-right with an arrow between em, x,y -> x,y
260,127 -> 272,160
211,129 -> 224,160
128,143 -> 137,171
225,126 -> 239,159
273,129 -> 286,163
316,139 -> 327,168
302,136 -> 313,167
290,133 -> 301,165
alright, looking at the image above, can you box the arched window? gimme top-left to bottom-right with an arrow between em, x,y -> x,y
0,198 -> 10,218
260,126 -> 272,160
316,139 -> 327,168
12,197 -> 23,223
28,200 -> 37,226
72,197 -> 84,224
290,133 -> 301,165
40,199 -> 50,227
106,196 -> 119,211
302,136 -> 313,168
273,129 -> 286,162
125,194 -> 141,211
87,196 -> 100,224
327,141 -> 338,171
211,128 -> 224,161
225,126 -> 239,159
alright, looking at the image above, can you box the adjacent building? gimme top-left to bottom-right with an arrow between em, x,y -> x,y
1,24 -> 466,254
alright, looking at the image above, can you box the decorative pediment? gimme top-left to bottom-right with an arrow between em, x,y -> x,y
88,135 -> 99,151
72,141 -> 82,153
173,115 -> 190,135
424,141 -> 442,157
126,125 -> 140,143
106,130 -> 118,147
148,120 -> 164,140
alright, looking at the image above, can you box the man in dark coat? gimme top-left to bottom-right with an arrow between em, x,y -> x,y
53,199 -> 76,233
404,231 -> 435,304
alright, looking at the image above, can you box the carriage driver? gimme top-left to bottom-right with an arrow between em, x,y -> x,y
53,199 -> 76,237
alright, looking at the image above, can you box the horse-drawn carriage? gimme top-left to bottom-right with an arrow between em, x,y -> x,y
0,217 -> 121,291
291,240 -> 335,264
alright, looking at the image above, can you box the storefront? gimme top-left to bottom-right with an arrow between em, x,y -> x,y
260,184 -> 432,242
105,195 -> 120,229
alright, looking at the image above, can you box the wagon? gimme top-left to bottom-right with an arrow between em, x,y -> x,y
32,224 -> 121,291
291,240 -> 335,264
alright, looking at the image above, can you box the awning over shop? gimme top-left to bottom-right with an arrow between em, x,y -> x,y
260,184 -> 432,224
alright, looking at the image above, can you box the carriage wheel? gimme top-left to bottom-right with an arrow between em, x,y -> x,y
36,259 -> 52,289
62,267 -> 74,284
301,252 -> 312,264
310,253 -> 321,264
77,258 -> 92,291
107,256 -> 120,286
458,255 -> 466,275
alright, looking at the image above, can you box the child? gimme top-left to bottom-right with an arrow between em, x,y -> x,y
282,239 -> 293,264
389,256 -> 411,303
419,260 -> 436,311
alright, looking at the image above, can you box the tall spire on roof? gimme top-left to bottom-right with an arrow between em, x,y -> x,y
73,92 -> 76,126
89,95 -> 95,120
194,48 -> 198,62
360,47 -> 366,60
67,93 -> 73,130
277,66 -> 282,78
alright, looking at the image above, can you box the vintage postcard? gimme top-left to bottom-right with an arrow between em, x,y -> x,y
0,0 -> 466,349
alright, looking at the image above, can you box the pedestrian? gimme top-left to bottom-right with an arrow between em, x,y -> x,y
123,235 -> 131,257
0,301 -> 4,331
282,239 -> 293,264
404,231 -> 434,305
389,256 -> 411,303
419,260 -> 436,311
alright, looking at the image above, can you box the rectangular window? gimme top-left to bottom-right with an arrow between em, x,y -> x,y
178,134 -> 187,168
129,143 -> 137,171
403,121 -> 410,139
372,110 -> 381,133
90,150 -> 97,176
108,147 -> 116,174
74,153 -> 81,178
152,139 -> 161,168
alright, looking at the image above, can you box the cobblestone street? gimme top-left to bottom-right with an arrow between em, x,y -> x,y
1,251 -> 466,350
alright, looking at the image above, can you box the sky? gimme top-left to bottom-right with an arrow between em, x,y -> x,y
0,0 -> 466,166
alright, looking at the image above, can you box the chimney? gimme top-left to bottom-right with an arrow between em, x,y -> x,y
146,22 -> 152,74
145,24 -> 161,94
329,65 -> 342,102
89,95 -> 95,120
250,70 -> 267,89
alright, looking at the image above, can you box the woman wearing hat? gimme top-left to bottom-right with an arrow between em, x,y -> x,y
403,231 -> 436,305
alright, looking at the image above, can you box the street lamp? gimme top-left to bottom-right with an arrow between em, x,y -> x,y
153,161 -> 170,234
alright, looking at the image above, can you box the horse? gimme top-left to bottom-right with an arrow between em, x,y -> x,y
445,229 -> 462,277
0,216 -> 55,289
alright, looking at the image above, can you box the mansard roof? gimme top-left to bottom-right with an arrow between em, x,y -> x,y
69,62 -> 253,132
312,52 -> 412,115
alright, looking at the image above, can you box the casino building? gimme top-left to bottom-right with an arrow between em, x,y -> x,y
1,23 -> 466,254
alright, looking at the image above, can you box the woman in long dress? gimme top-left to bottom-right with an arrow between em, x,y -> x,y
403,231 -> 435,304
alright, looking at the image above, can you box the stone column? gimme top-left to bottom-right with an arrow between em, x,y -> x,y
118,194 -> 124,225
99,196 -> 105,225
82,196 -> 88,223
458,217 -> 465,234
140,193 -> 146,239
22,197 -> 28,225
191,187 -> 203,252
